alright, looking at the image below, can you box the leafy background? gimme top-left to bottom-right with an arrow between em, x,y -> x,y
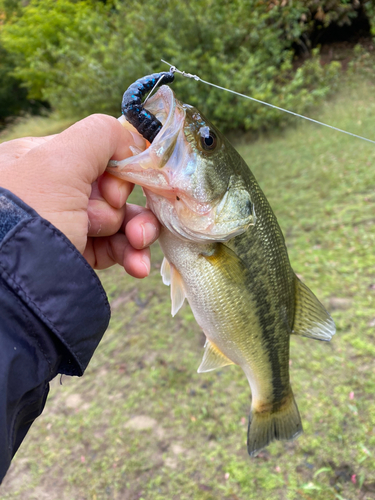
1,0 -> 374,130
1,1 -> 375,499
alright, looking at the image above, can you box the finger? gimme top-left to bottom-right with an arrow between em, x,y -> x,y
83,233 -> 151,278
125,212 -> 161,250
40,114 -> 147,184
119,204 -> 161,249
123,244 -> 151,278
88,181 -> 126,236
118,115 -> 139,132
97,172 -> 134,209
118,115 -> 152,148
87,197 -> 127,237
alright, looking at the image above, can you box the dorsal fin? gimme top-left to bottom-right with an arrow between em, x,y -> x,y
197,339 -> 234,373
292,278 -> 335,341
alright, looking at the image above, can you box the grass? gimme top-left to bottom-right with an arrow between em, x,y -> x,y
0,113 -> 77,143
1,79 -> 375,500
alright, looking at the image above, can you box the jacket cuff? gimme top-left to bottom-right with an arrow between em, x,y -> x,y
0,188 -> 110,376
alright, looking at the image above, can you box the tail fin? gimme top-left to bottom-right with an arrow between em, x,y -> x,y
247,391 -> 302,456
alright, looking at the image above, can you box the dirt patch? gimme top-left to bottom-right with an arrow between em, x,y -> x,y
328,297 -> 353,311
1,459 -> 32,493
1,460 -> 74,500
65,393 -> 83,409
110,288 -> 138,310
124,415 -> 158,430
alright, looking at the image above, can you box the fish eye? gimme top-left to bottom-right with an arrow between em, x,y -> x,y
200,130 -> 217,151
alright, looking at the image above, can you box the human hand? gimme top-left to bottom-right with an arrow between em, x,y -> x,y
0,114 -> 160,278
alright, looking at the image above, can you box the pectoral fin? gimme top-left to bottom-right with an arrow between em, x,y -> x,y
161,257 -> 186,317
197,340 -> 234,373
170,266 -> 186,317
202,243 -> 244,284
292,278 -> 336,341
161,257 -> 171,285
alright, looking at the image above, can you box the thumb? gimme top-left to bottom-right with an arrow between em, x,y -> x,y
43,114 -> 147,185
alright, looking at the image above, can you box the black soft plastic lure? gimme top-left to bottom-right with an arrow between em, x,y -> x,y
121,72 -> 174,143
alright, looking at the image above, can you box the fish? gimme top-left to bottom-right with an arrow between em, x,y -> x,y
107,73 -> 336,456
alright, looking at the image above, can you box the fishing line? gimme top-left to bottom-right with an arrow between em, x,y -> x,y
161,59 -> 375,146
143,74 -> 166,105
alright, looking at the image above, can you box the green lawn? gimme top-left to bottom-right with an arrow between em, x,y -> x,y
1,80 -> 375,500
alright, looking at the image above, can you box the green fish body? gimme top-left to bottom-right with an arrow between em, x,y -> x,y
108,85 -> 335,455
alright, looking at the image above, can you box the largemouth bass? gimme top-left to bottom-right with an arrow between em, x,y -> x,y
107,75 -> 335,456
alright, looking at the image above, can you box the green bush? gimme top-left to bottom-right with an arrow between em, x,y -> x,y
304,0 -> 363,27
0,43 -> 34,126
0,0 -> 370,131
364,0 -> 375,34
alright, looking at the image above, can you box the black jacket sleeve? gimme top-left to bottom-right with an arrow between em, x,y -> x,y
0,188 -> 111,483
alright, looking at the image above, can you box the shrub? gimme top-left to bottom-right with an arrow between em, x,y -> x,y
0,43 -> 36,126
0,0 -> 369,131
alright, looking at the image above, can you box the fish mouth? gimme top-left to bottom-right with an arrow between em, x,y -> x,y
145,85 -> 178,131
107,85 -> 185,196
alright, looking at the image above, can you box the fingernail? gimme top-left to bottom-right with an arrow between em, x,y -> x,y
119,116 -> 147,150
141,222 -> 157,247
129,130 -> 147,150
142,254 -> 150,275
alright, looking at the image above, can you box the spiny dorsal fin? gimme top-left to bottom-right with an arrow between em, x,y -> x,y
197,340 -> 234,373
292,278 -> 335,341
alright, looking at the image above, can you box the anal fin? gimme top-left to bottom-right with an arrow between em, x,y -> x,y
292,278 -> 336,341
197,340 -> 234,373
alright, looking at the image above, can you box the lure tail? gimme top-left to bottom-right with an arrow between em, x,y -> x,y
121,71 -> 174,143
247,391 -> 302,456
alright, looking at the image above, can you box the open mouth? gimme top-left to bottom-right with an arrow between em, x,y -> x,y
107,86 -> 185,191
144,85 -> 175,129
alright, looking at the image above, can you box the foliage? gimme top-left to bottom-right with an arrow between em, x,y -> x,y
346,42 -> 375,80
0,113 -> 76,142
363,0 -> 375,35
0,43 -> 36,126
0,0 -> 374,131
303,0 -> 364,27
0,0 -> 49,126
0,0 -> 23,21
0,0 -> 343,131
